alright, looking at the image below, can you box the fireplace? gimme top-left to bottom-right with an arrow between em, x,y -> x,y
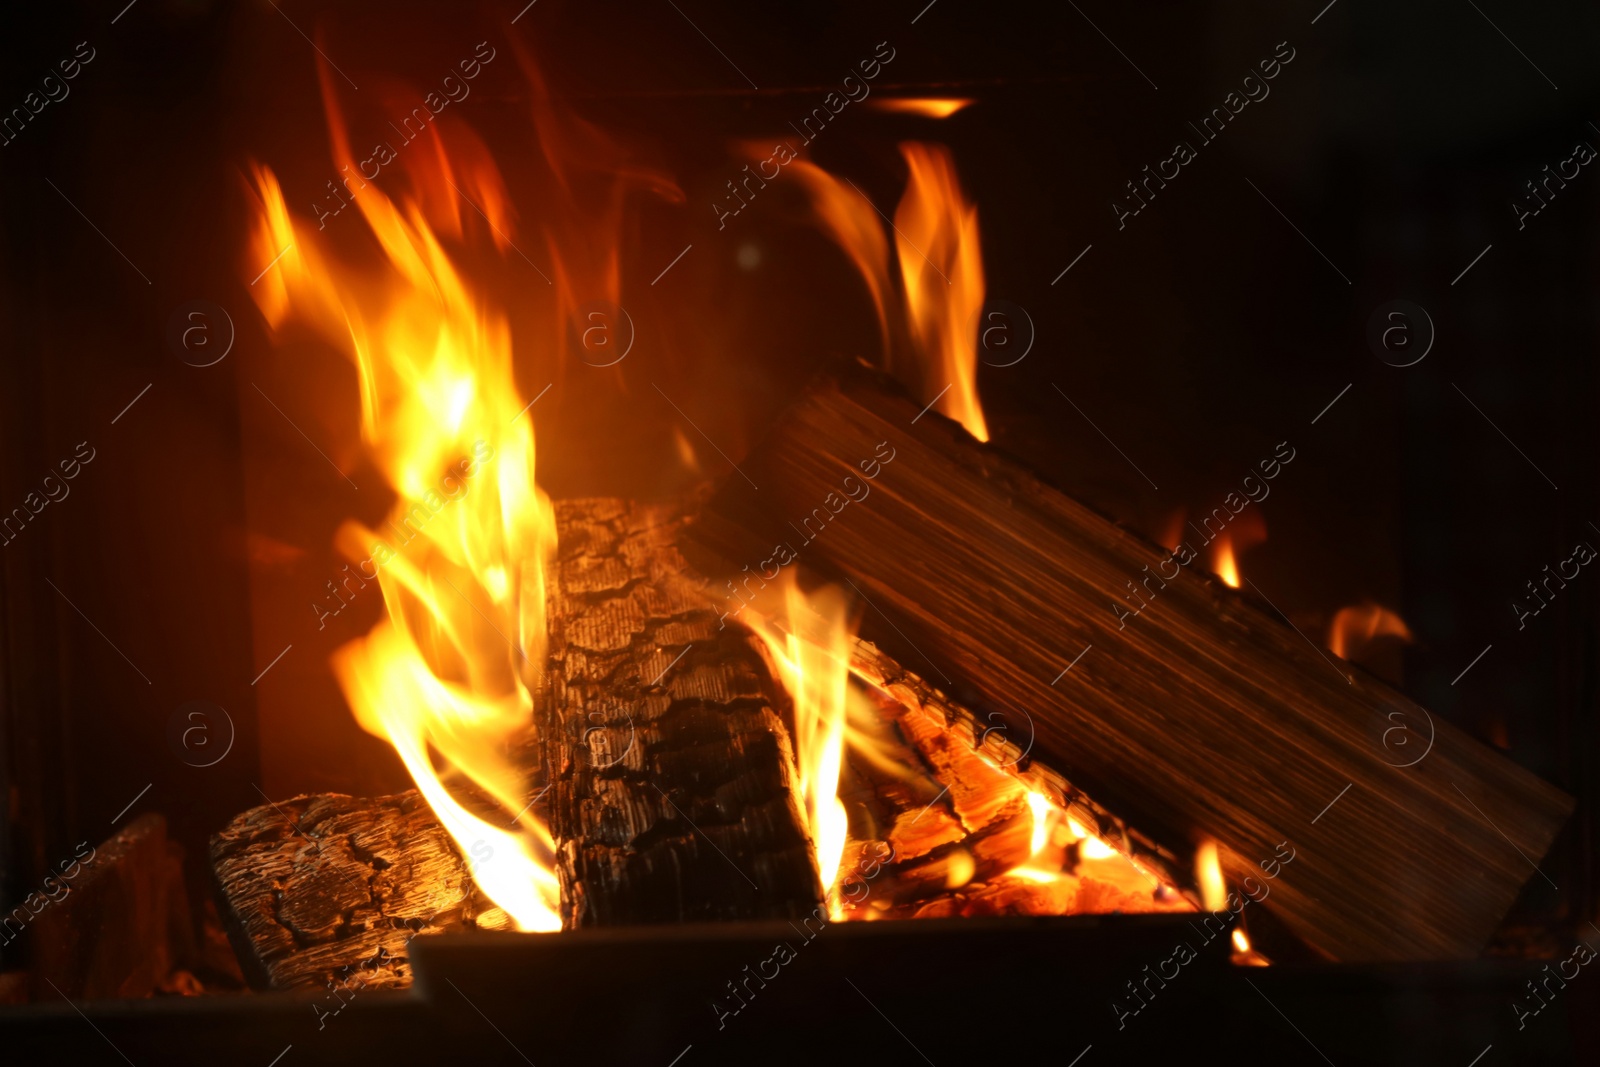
2,1 -> 1598,1063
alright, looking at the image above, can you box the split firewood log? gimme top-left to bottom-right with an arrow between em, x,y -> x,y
688,364 -> 1575,961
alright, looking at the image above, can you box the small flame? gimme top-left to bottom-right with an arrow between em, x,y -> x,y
743,577 -> 859,903
1195,839 -> 1226,912
1214,536 -> 1242,588
1328,603 -> 1413,660
1068,816 -> 1118,860
1231,926 -> 1268,965
869,98 -> 974,118
244,92 -> 561,927
1209,511 -> 1260,591
1025,791 -> 1053,855
895,142 -> 988,441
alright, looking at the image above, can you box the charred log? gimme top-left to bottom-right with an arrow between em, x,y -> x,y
208,791 -> 500,991
535,498 -> 821,927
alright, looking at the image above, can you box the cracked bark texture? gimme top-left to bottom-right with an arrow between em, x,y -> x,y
536,498 -> 821,927
209,498 -> 822,989
208,792 -> 501,990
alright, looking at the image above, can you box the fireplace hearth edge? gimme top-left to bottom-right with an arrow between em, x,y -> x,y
0,917 -> 1593,1065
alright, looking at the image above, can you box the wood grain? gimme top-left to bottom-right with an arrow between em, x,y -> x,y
688,365 -> 1575,961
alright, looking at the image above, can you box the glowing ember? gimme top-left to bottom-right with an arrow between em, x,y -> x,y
869,98 -> 974,118
1328,602 -> 1413,660
244,140 -> 560,925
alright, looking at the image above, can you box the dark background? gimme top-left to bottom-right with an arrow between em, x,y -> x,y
0,0 -> 1595,1038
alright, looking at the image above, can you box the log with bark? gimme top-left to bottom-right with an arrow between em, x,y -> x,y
209,791 -> 496,991
686,363 -> 1575,962
532,497 -> 820,927
212,498 -> 821,988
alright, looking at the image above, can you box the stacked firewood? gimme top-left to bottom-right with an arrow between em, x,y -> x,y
211,371 -> 1572,988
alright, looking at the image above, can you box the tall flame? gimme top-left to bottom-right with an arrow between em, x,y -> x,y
743,577 -> 858,905
243,137 -> 560,925
781,143 -> 989,441
895,142 -> 989,442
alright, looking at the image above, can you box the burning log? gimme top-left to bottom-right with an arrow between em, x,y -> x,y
687,365 -> 1575,962
535,498 -> 820,926
213,498 -> 822,988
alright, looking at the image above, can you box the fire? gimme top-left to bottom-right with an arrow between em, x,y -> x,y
869,98 -> 974,118
1328,602 -> 1413,660
782,158 -> 893,359
783,143 -> 989,441
1068,816 -> 1118,860
1026,791 -> 1053,855
1213,536 -> 1242,588
1007,793 -> 1128,884
742,576 -> 860,904
243,122 -> 560,924
895,142 -> 989,442
1231,927 -> 1268,965
1194,839 -> 1226,912
1210,510 -> 1267,589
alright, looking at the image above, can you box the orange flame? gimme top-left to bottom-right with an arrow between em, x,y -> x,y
743,576 -> 861,906
783,143 -> 989,441
1025,791 -> 1053,855
869,98 -> 974,118
895,142 -> 988,441
782,157 -> 894,359
1195,839 -> 1226,912
243,125 -> 560,925
1328,603 -> 1413,660
1210,510 -> 1266,589
1213,536 -> 1242,588
1068,815 -> 1118,860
